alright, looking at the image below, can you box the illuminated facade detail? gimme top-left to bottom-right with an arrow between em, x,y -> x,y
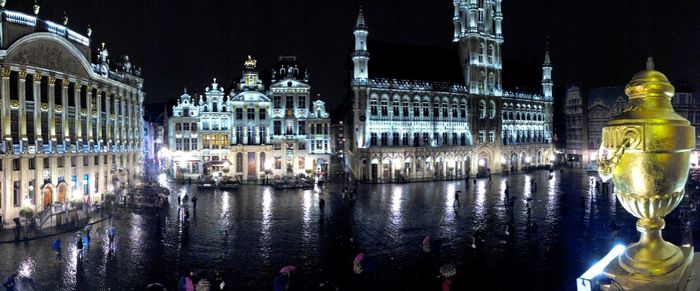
0,9 -> 144,226
453,0 -> 503,95
349,5 -> 554,183
168,56 -> 331,181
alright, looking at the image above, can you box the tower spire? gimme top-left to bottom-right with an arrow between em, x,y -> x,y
352,6 -> 370,84
355,7 -> 367,30
542,45 -> 553,100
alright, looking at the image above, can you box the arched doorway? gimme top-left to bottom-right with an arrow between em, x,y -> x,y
42,184 -> 53,207
464,156 -> 471,177
511,153 -> 519,172
537,151 -> 543,167
57,183 -> 68,204
477,150 -> 491,177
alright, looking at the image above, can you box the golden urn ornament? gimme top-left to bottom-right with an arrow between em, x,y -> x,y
598,58 -> 695,276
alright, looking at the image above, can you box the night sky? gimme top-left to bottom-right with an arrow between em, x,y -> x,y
10,0 -> 699,112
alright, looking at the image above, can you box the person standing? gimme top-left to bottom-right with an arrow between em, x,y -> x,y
319,198 -> 325,212
108,226 -> 116,247
76,236 -> 84,259
191,196 -> 198,209
52,239 -> 62,262
453,191 -> 461,207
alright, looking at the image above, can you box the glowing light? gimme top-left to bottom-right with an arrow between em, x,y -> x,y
578,244 -> 626,286
223,161 -> 231,168
590,152 -> 598,161
549,154 -> 556,162
500,157 -> 507,164
525,156 -> 532,163
107,184 -> 114,192
478,159 -> 486,167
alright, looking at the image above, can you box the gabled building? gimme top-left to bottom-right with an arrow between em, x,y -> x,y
168,56 -> 331,182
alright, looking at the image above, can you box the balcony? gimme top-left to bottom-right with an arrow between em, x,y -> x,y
57,144 -> 65,153
12,144 -> 20,154
43,144 -> 51,153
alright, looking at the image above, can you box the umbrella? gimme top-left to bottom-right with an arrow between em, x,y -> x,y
279,266 -> 296,274
353,253 -> 365,265
440,264 -> 456,277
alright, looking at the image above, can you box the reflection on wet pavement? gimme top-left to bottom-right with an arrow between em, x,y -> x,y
0,168 -> 697,290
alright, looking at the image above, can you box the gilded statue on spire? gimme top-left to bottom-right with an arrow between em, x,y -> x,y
244,55 -> 257,69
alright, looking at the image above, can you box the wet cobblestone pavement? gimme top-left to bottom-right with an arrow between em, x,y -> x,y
0,169 -> 697,290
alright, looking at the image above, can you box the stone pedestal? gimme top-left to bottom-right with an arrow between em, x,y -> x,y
601,247 -> 698,291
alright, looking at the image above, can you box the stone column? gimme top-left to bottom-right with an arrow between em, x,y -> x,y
86,86 -> 92,145
96,89 -> 102,146
61,79 -> 69,146
1,68 -> 10,144
75,82 -> 82,146
18,70 -> 27,144
105,92 -> 111,147
33,73 -> 42,146
48,74 -> 56,144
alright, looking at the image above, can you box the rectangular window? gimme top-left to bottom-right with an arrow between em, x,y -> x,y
299,142 -> 306,150
236,108 -> 243,120
13,181 -> 20,207
380,133 -> 388,146
298,157 -> 305,170
28,158 -> 35,170
298,121 -> 306,135
370,133 -> 378,146
83,156 -> 89,166
392,132 -> 399,146
489,130 -> 495,144
273,121 -> 281,135
236,126 -> 243,144
183,123 -> 190,131
247,108 -> 255,120
175,123 -> 182,132
12,159 -> 19,171
259,109 -> 266,120
259,127 -> 266,144
381,102 -> 388,116
298,96 -> 306,109
393,102 -> 399,116
44,158 -> 50,169
370,101 -> 378,116
275,157 -> 282,169
478,131 -> 486,144
191,122 -> 197,132
273,143 -> 281,150
286,96 -> 294,109
191,138 -> 198,150
403,133 -> 409,146
273,96 -> 282,109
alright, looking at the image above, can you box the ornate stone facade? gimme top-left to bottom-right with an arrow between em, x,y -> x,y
348,4 -> 554,183
0,9 -> 144,226
168,56 -> 331,181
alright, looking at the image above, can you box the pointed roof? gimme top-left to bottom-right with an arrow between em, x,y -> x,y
355,7 -> 368,30
543,50 -> 551,66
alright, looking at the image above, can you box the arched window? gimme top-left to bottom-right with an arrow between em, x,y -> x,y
488,44 -> 494,64
478,100 -> 486,119
236,153 -> 243,173
489,100 -> 496,119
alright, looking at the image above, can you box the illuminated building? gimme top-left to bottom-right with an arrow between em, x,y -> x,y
168,56 -> 331,181
0,7 -> 144,226
348,3 -> 554,183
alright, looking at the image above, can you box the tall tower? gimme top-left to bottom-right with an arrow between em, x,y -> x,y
542,49 -> 553,99
352,8 -> 369,84
453,0 -> 503,95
